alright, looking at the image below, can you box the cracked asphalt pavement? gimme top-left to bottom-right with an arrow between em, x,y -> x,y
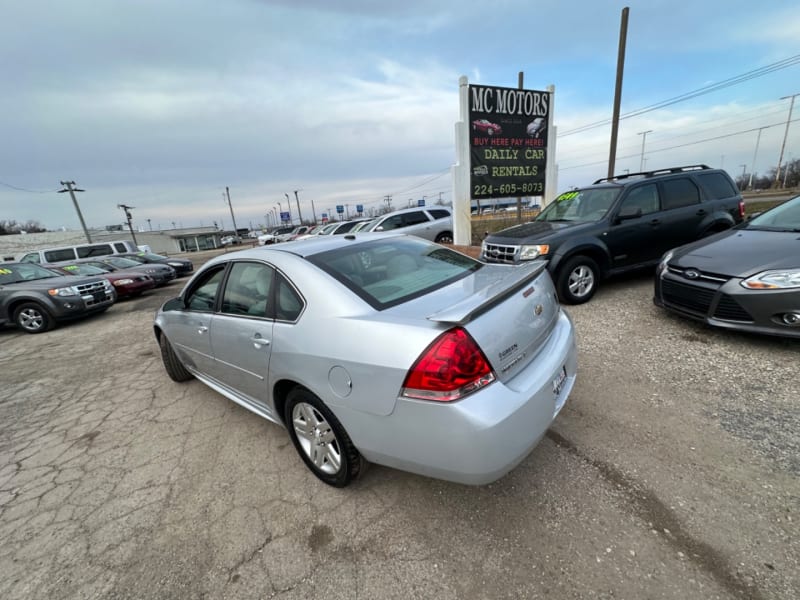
0,250 -> 797,599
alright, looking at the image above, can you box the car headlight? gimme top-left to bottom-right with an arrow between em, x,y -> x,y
48,286 -> 79,297
113,278 -> 135,286
657,250 -> 674,276
167,262 -> 183,267
741,269 -> 800,290
519,244 -> 550,261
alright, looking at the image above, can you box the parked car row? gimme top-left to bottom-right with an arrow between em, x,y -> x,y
1,250 -> 194,334
480,164 -> 798,339
257,206 -> 454,247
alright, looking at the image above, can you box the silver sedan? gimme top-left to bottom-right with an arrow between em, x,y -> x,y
154,233 -> 577,487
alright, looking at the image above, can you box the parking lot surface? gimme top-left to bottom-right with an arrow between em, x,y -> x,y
0,250 -> 797,599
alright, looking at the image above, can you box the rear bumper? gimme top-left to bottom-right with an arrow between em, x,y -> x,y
339,309 -> 578,484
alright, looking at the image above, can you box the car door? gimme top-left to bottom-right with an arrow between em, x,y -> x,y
604,183 -> 665,268
655,177 -> 705,250
400,210 -> 436,240
166,265 -> 226,375
207,261 -> 276,412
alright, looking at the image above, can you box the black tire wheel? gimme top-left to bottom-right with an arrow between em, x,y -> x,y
159,334 -> 193,382
556,256 -> 600,305
435,232 -> 454,244
14,302 -> 54,334
285,387 -> 364,487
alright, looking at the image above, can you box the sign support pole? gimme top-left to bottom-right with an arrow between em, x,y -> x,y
452,76 -> 471,246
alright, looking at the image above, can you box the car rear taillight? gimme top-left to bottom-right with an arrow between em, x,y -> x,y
401,327 -> 496,402
738,200 -> 746,220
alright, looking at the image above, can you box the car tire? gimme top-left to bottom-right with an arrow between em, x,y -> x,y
435,232 -> 454,244
285,387 -> 364,487
556,256 -> 600,305
13,302 -> 53,334
159,334 -> 193,382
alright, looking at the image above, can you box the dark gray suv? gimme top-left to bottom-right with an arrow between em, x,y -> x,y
0,263 -> 115,333
481,165 -> 745,303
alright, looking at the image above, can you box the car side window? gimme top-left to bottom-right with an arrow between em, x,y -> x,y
620,184 -> 659,216
402,211 -> 430,226
20,253 -> 40,263
661,178 -> 700,210
274,273 -> 304,321
186,267 -> 226,312
695,172 -> 738,199
377,215 -> 404,231
428,209 -> 450,220
220,262 -> 274,318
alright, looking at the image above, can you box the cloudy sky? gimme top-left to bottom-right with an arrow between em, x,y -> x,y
1,0 -> 799,232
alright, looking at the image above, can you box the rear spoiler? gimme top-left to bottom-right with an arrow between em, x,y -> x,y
426,261 -> 548,325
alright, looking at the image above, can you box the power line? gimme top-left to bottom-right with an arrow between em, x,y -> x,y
559,117 -> 800,171
559,53 -> 800,137
0,181 -> 60,193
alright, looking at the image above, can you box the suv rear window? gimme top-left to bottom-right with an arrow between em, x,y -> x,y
695,172 -> 738,199
308,237 -> 482,310
77,244 -> 114,258
661,178 -> 700,210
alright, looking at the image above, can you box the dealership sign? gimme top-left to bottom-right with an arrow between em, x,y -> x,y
468,84 -> 550,200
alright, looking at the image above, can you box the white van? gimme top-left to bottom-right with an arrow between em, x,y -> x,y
19,240 -> 139,264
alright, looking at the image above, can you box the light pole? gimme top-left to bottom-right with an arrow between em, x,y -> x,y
775,93 -> 798,188
58,181 -> 91,243
739,164 -> 747,187
637,130 -> 653,172
117,204 -> 138,246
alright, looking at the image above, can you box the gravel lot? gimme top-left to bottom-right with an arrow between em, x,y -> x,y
0,249 -> 797,599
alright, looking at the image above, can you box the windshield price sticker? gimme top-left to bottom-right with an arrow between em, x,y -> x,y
0,268 -> 12,275
556,191 -> 579,202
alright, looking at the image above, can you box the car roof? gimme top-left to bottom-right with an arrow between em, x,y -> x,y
376,206 -> 451,217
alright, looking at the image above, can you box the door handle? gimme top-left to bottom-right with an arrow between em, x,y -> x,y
696,209 -> 707,216
250,336 -> 270,347
648,219 -> 661,226
197,325 -> 208,334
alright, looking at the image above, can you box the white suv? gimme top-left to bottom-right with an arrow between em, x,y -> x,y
363,207 -> 453,243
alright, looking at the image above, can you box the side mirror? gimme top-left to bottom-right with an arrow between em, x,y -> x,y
162,297 -> 185,312
375,226 -> 385,232
616,206 -> 642,222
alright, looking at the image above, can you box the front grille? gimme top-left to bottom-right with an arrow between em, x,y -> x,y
666,265 -> 729,284
482,242 -> 518,263
75,281 -> 108,295
661,279 -> 716,314
76,280 -> 111,306
713,295 -> 753,322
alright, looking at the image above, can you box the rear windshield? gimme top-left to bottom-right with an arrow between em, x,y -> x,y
307,237 -> 482,310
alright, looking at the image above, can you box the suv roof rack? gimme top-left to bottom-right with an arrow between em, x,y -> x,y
593,164 -> 711,185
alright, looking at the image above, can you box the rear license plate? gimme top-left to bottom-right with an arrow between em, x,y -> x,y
552,365 -> 567,396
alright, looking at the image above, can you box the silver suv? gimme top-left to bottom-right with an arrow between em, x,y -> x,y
363,206 -> 453,243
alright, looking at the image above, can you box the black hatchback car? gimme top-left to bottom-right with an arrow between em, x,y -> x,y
481,165 -> 745,303
118,252 -> 194,277
654,194 -> 800,338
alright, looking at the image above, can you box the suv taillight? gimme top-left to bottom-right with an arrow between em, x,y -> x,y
401,327 -> 496,402
738,200 -> 746,220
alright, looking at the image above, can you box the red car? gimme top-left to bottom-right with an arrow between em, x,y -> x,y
472,119 -> 502,135
49,262 -> 156,299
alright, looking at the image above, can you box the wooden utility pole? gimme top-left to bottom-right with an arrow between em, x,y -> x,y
58,181 -> 91,243
607,7 -> 630,179
117,204 -> 138,246
225,187 -> 240,239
